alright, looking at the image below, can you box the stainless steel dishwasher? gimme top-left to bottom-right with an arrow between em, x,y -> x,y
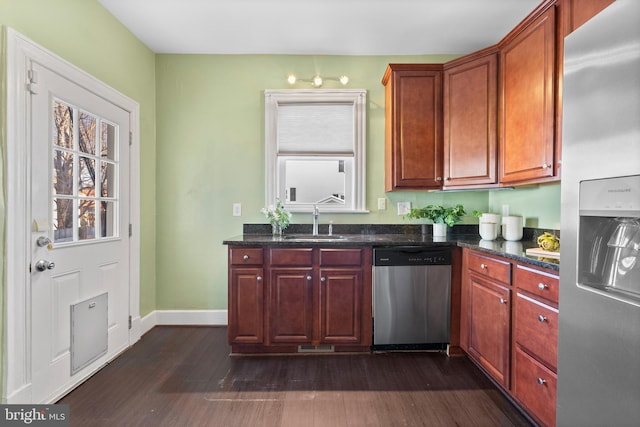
372,246 -> 451,351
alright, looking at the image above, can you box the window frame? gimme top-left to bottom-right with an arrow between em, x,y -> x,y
264,89 -> 367,213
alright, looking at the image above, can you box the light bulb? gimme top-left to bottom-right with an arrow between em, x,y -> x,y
287,74 -> 296,85
313,75 -> 323,87
339,75 -> 349,85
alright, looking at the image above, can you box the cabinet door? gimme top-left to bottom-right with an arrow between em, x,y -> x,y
268,268 -> 314,344
319,268 -> 362,344
499,7 -> 556,184
443,50 -> 498,188
228,268 -> 264,344
383,64 -> 443,190
468,274 -> 511,388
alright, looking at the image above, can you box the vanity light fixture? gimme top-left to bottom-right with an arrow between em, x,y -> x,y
287,74 -> 349,87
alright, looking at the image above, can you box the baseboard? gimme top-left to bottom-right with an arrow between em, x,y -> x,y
140,310 -> 228,336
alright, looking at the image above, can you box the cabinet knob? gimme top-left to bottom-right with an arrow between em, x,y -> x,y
499,297 -> 508,305
320,277 -> 326,282
480,263 -> 487,270
542,163 -> 550,169
537,378 -> 547,385
256,276 -> 262,282
538,282 -> 548,290
436,177 -> 442,181
538,315 -> 547,323
306,275 -> 312,281
243,255 -> 249,261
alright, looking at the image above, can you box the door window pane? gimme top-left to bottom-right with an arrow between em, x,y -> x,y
53,101 -> 73,149
100,201 -> 116,238
101,161 -> 116,198
53,149 -> 74,195
79,199 -> 96,240
53,198 -> 73,243
101,121 -> 116,160
79,156 -> 96,197
79,110 -> 96,155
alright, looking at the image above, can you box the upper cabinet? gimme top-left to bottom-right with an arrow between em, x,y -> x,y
443,48 -> 499,189
499,5 -> 557,184
382,0 -> 615,191
382,64 -> 443,191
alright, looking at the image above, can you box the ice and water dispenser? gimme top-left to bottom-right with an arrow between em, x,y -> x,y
579,175 -> 640,303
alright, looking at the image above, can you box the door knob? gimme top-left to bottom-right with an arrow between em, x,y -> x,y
35,259 -> 55,272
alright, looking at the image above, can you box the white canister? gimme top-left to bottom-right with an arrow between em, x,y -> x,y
502,215 -> 523,241
480,213 -> 501,236
479,222 -> 498,240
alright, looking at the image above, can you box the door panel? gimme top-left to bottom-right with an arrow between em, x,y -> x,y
30,61 -> 130,403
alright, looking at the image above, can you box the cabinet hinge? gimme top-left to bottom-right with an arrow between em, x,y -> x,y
129,223 -> 132,237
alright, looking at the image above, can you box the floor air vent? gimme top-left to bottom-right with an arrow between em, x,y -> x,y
297,344 -> 335,353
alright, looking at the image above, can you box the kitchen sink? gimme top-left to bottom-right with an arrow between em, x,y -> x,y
283,234 -> 348,241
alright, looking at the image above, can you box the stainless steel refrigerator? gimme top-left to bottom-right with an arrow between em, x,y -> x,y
558,1 -> 640,426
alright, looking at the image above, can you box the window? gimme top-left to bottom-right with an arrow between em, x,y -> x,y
52,99 -> 119,243
264,89 -> 367,213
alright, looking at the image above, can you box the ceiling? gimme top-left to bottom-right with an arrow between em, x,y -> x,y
97,0 -> 542,55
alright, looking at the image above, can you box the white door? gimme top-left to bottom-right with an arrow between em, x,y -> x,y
29,61 -> 131,403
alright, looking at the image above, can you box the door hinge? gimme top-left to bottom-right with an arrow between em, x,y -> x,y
129,223 -> 132,237
128,315 -> 132,330
27,69 -> 39,94
129,131 -> 133,146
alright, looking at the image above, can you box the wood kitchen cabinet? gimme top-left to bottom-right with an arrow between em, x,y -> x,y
463,250 -> 512,388
461,247 -> 560,426
499,5 -> 558,184
228,247 -> 265,345
443,47 -> 498,189
512,264 -> 559,427
382,64 -> 443,190
228,245 -> 371,353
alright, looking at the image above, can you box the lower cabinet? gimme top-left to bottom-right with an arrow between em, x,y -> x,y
228,245 -> 372,353
468,275 -> 511,388
461,248 -> 559,427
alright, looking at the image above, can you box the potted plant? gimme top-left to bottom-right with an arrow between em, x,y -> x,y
261,199 -> 292,237
405,204 -> 466,237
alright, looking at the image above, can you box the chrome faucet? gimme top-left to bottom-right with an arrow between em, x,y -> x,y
312,205 -> 319,235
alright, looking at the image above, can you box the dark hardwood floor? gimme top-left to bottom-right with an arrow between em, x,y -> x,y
59,326 -> 532,426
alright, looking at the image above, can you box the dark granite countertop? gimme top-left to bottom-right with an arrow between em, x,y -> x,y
223,224 -> 560,272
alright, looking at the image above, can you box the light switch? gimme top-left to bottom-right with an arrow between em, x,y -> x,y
377,198 -> 387,210
232,203 -> 242,217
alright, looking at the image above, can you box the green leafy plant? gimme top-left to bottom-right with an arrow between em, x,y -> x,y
472,210 -> 483,218
261,199 -> 292,230
405,204 -> 466,227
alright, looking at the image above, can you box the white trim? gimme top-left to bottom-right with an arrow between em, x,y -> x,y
140,310 -> 229,336
264,89 -> 367,213
3,28 -> 141,403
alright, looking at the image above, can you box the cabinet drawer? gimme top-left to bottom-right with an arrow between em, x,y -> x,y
269,248 -> 314,266
319,248 -> 363,266
467,251 -> 511,284
230,247 -> 264,266
514,347 -> 557,427
515,264 -> 559,304
515,293 -> 558,370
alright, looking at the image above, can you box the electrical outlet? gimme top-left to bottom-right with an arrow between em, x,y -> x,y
397,202 -> 411,216
377,198 -> 386,210
232,203 -> 242,217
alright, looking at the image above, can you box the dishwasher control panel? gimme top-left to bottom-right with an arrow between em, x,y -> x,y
373,247 -> 452,266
